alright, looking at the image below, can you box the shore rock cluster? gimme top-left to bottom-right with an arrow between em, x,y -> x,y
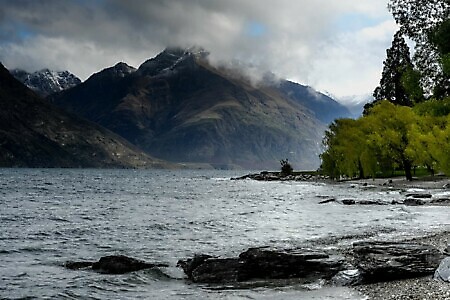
231,171 -> 329,182
67,242 -> 448,290
176,242 -> 445,285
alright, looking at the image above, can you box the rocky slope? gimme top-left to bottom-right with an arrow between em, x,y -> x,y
10,68 -> 82,97
0,62 -> 168,168
50,48 -> 351,169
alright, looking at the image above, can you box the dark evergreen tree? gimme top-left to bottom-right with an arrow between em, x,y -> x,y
373,31 -> 415,106
430,19 -> 450,98
388,0 -> 450,95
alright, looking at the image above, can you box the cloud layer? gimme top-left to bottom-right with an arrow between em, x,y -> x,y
0,0 -> 397,99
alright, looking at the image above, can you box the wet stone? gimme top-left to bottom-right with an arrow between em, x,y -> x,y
353,241 -> 443,283
434,257 -> 450,283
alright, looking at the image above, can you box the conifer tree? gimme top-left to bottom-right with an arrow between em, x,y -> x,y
373,31 -> 414,106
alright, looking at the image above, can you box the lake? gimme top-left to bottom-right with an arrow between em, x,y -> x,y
1,169 -> 449,299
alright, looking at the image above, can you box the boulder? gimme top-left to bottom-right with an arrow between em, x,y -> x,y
341,199 -> 356,205
430,198 -> 450,205
434,257 -> 450,282
404,198 -> 427,206
238,247 -> 343,281
353,241 -> 443,283
66,255 -> 167,274
405,193 -> 432,199
65,261 -> 93,270
178,247 -> 344,284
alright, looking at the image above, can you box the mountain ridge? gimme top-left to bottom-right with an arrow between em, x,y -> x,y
50,48 -> 351,169
0,62 -> 171,168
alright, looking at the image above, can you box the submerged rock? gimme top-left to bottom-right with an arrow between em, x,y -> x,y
434,257 -> 450,282
66,255 -> 167,274
353,241 -> 443,283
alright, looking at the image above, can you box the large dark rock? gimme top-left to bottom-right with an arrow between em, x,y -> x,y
66,255 -> 167,274
405,193 -> 432,199
434,257 -> 450,282
353,241 -> 443,283
238,247 -> 343,281
177,247 -> 344,284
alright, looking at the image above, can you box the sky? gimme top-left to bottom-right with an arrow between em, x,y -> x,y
0,0 -> 398,101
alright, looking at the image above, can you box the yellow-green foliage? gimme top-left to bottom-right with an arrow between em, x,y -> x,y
321,99 -> 450,179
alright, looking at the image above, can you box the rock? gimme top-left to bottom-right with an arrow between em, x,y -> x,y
391,199 -> 404,205
353,241 -> 443,283
178,247 -> 344,284
357,200 -> 387,205
405,193 -> 432,199
191,258 -> 243,283
66,255 -> 167,274
341,199 -> 356,205
340,199 -> 386,205
445,244 -> 450,256
318,198 -> 336,204
177,254 -> 215,280
65,261 -> 93,270
238,247 -> 343,281
404,198 -> 427,206
331,268 -> 363,286
430,198 -> 450,205
382,179 -> 393,186
92,255 -> 164,274
443,183 -> 450,189
434,257 -> 450,282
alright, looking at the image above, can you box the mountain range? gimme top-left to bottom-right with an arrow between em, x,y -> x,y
0,62 -> 169,168
48,48 -> 352,169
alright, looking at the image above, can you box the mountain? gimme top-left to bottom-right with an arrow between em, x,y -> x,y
276,81 -> 351,124
10,68 -> 82,97
340,94 -> 374,118
0,62 -> 169,168
50,48 -> 350,170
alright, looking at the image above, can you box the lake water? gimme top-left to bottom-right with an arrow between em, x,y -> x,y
1,169 -> 449,299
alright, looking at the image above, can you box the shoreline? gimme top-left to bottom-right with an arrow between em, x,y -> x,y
353,230 -> 450,300
234,172 -> 450,299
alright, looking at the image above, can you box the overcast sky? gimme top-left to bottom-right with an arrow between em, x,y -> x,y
0,0 -> 398,100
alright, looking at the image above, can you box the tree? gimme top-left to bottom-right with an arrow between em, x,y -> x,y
430,19 -> 450,98
365,101 -> 417,181
280,159 -> 293,176
388,0 -> 450,95
373,31 -> 415,107
320,119 -> 376,179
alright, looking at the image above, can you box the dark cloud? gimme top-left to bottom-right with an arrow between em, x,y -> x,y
0,0 -> 396,98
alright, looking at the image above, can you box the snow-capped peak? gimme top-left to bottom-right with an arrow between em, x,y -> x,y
10,68 -> 82,97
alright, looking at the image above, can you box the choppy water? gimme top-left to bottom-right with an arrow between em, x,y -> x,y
1,169 -> 449,299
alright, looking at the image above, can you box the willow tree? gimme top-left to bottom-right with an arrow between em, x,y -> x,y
365,101 -> 418,180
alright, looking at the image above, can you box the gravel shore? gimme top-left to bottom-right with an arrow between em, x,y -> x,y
354,225 -> 450,300
343,176 -> 450,299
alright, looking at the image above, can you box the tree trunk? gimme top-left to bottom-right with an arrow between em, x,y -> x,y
403,159 -> 413,181
358,160 -> 365,179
